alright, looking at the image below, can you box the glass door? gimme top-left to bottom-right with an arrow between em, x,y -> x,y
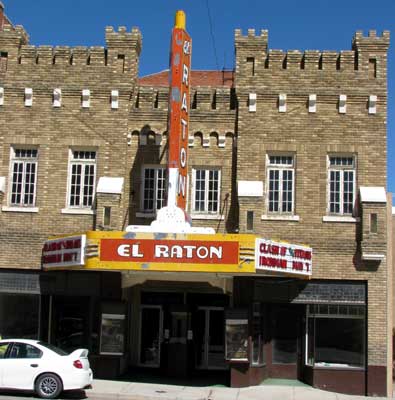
139,305 -> 163,367
269,304 -> 304,379
195,307 -> 226,370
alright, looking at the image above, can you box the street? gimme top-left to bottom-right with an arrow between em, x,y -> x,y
0,389 -> 88,400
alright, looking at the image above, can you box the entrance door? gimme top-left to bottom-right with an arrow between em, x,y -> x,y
139,305 -> 163,367
195,307 -> 226,370
268,305 -> 304,379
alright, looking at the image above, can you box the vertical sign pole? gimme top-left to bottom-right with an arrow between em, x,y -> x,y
167,11 -> 192,212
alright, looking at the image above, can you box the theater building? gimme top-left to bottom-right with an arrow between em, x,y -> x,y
0,3 -> 392,396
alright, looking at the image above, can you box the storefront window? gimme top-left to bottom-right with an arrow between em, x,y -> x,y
306,304 -> 365,368
251,303 -> 265,366
0,294 -> 39,339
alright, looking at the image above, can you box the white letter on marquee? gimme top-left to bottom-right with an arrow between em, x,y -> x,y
183,245 -> 196,258
117,245 -> 130,257
155,245 -> 169,258
170,245 -> 183,258
210,246 -> 223,259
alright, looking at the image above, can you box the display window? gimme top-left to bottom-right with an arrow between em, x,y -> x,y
306,304 -> 365,368
0,294 -> 39,339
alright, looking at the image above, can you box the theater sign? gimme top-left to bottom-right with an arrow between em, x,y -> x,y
43,231 -> 256,274
42,232 -> 312,277
255,238 -> 312,277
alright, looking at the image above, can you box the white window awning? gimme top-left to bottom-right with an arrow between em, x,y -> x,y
359,186 -> 386,203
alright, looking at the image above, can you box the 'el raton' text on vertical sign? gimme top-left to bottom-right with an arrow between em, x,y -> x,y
167,21 -> 191,211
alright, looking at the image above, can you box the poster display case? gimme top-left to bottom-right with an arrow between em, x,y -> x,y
100,313 -> 125,355
225,309 -> 249,362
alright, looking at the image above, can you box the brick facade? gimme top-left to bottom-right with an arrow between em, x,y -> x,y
0,8 -> 391,397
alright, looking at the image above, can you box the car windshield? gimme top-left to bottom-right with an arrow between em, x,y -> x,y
38,341 -> 68,356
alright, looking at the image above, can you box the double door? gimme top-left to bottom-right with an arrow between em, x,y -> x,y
138,305 -> 226,371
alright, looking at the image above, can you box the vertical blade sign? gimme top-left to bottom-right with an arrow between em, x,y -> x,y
167,13 -> 191,211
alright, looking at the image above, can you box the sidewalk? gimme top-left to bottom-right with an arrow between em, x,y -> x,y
86,379 -> 391,400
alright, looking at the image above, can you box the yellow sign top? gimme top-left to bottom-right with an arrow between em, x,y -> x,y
174,10 -> 186,29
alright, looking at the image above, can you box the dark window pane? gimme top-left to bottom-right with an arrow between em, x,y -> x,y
315,318 -> 364,367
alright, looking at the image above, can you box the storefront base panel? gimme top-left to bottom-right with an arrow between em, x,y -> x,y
367,366 -> 387,397
230,363 -> 267,387
89,355 -> 122,379
269,364 -> 298,380
304,366 -> 365,396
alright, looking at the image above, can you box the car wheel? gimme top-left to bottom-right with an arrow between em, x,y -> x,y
35,373 -> 63,399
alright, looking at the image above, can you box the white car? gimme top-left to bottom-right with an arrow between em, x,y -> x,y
0,339 -> 93,399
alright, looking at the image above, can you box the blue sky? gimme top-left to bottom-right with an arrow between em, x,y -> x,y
4,0 -> 395,195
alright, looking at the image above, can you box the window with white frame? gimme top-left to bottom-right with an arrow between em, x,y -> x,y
141,166 -> 166,213
67,150 -> 96,208
267,155 -> 295,214
9,148 -> 38,207
328,156 -> 355,215
192,168 -> 220,213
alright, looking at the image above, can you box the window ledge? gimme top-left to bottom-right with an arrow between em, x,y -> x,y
322,215 -> 359,223
61,208 -> 95,215
313,363 -> 364,371
2,206 -> 39,213
136,212 -> 156,219
191,214 -> 224,220
261,214 -> 300,221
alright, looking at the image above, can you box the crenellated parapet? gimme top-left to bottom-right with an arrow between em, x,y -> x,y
133,85 -> 235,111
0,26 -> 142,83
235,29 -> 390,84
105,26 -> 142,53
235,28 -> 268,52
353,30 -> 390,52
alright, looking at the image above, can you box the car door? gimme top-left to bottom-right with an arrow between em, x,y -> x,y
0,342 -> 11,387
2,342 -> 43,390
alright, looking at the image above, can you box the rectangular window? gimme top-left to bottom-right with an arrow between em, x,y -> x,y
246,57 -> 255,76
370,213 -> 378,233
328,156 -> 355,215
246,211 -> 254,231
369,58 -> 377,78
192,168 -> 220,213
306,304 -> 365,368
103,206 -> 111,227
0,52 -> 8,73
68,150 -> 96,208
9,148 -> 38,207
267,155 -> 294,214
141,166 -> 166,213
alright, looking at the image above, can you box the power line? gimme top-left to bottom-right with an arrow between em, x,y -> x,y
205,0 -> 220,71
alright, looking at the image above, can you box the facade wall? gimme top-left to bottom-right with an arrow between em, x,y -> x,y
234,30 -> 390,376
0,9 -> 391,397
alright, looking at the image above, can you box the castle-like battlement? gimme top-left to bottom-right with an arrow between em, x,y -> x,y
353,30 -> 390,51
133,86 -> 234,111
105,26 -> 142,53
235,28 -> 268,53
235,29 -> 390,80
0,25 -> 141,72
